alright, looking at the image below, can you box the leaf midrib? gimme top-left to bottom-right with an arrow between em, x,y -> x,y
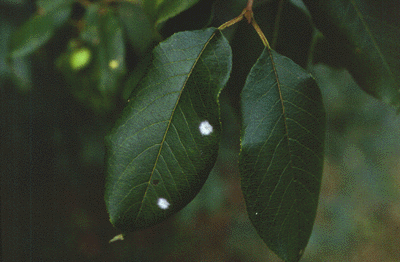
266,49 -> 292,166
265,49 -> 306,249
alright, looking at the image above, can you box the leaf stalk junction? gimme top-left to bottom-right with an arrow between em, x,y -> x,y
218,4 -> 270,49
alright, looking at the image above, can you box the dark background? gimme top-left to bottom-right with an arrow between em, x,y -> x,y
2,0 -> 400,261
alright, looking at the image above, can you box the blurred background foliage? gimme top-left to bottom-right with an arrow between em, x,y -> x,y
1,0 -> 400,261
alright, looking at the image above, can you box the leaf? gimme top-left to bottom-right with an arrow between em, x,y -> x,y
55,46 -> 117,114
9,4 -> 72,58
303,0 -> 400,109
271,1 -> 313,68
239,48 -> 325,262
80,4 -> 101,46
105,28 -> 232,231
159,0 -> 216,38
37,0 -> 74,12
143,0 -> 200,26
100,11 -> 125,75
117,2 -> 155,55
80,9 -> 126,97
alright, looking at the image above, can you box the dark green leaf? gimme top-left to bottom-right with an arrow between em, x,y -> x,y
304,0 -> 400,109
239,48 -> 325,262
117,2 -> 155,55
159,0 -> 216,38
271,1 -> 313,68
143,0 -> 200,25
105,28 -> 232,231
9,4 -> 72,58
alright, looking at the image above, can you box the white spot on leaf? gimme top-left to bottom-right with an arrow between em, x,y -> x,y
199,120 -> 213,136
157,198 -> 170,209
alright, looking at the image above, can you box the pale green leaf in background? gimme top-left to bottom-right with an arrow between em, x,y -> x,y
97,10 -> 126,95
37,0 -> 75,13
9,4 -> 72,58
80,3 -> 101,46
117,2 -> 155,55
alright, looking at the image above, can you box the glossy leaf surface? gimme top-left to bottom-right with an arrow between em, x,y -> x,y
105,28 -> 232,231
240,49 -> 325,262
9,4 -> 72,58
304,0 -> 400,109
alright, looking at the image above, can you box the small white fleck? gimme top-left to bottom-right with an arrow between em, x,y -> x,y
255,212 -> 258,215
199,120 -> 213,136
157,198 -> 170,209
